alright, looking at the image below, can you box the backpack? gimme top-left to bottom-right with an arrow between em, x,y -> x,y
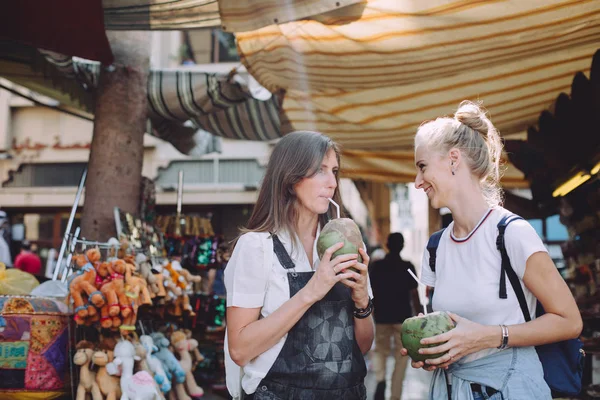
426,213 -> 585,398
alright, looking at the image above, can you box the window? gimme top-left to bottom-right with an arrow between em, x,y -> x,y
212,29 -> 240,63
155,159 -> 264,187
3,163 -> 87,187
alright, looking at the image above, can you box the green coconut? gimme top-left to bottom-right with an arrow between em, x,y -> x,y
401,311 -> 455,362
316,218 -> 364,272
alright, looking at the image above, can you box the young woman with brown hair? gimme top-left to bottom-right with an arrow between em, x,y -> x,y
224,131 -> 373,400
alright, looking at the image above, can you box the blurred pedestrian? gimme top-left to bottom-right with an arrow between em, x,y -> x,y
0,211 -> 11,267
14,240 -> 42,277
370,233 -> 418,400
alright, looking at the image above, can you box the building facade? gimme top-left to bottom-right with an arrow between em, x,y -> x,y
0,31 -> 372,266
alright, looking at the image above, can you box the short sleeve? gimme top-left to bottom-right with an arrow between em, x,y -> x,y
420,248 -> 436,287
224,232 -> 271,308
504,219 -> 548,279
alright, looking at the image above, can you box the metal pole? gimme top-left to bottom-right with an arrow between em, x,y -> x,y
53,168 -> 87,280
61,227 -> 80,282
175,170 -> 184,236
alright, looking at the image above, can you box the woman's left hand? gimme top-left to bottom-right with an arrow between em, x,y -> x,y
418,312 -> 499,370
340,247 -> 370,309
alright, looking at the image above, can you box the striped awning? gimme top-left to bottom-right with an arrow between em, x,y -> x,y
102,0 -> 221,30
235,0 -> 600,152
147,70 -> 284,142
102,0 -> 361,31
340,149 -> 529,187
1,45 -> 284,156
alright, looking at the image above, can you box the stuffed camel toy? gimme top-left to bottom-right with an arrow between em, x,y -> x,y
74,340 -> 102,400
111,339 -> 161,400
170,331 -> 204,398
94,341 -> 122,400
69,249 -> 105,322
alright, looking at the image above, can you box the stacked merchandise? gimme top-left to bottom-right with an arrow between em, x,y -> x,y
65,239 -> 213,399
555,188 -> 600,398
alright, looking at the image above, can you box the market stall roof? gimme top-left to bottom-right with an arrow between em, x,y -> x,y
8,0 -> 598,186
235,0 -> 600,151
101,0 -> 361,31
0,43 -> 527,186
0,43 -> 282,156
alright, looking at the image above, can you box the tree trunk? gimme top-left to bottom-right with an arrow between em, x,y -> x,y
81,31 -> 150,241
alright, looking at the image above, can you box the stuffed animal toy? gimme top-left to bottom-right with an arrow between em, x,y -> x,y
94,341 -> 122,400
153,272 -> 167,298
171,260 -> 202,290
110,259 -> 134,318
170,331 -> 204,398
124,262 -> 153,306
162,262 -> 196,317
182,329 -> 204,369
68,254 -> 104,322
150,332 -> 188,400
120,293 -> 143,334
140,335 -> 172,395
111,339 -> 161,400
134,340 -> 167,400
136,253 -> 161,297
163,263 -> 186,290
107,237 -> 121,261
74,340 -> 102,400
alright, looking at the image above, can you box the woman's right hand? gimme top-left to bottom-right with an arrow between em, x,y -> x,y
303,242 -> 358,303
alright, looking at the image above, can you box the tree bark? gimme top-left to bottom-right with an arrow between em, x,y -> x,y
81,31 -> 150,241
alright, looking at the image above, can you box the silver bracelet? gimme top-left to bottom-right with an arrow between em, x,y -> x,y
497,324 -> 509,350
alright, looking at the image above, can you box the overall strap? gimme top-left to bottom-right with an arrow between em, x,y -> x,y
272,234 -> 296,270
496,214 -> 532,321
427,229 -> 446,272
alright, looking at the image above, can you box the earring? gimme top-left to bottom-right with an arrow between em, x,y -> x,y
451,162 -> 455,176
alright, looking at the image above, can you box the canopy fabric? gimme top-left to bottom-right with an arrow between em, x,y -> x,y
218,0 -> 364,33
0,43 -> 94,111
1,45 -> 283,156
39,51 -> 285,143
146,70 -> 285,142
235,0 -> 600,151
340,149 -> 529,187
102,0 -> 221,30
101,0 -> 362,31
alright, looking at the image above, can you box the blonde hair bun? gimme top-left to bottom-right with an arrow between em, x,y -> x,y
454,101 -> 490,137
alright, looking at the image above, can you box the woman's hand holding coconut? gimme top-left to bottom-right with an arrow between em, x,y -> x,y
302,242 -> 360,303
402,312 -> 502,371
338,247 -> 370,310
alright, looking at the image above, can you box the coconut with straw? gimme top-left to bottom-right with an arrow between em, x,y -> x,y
401,269 -> 455,362
316,198 -> 364,273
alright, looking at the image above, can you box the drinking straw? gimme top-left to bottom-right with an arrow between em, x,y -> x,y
407,268 -> 428,315
327,198 -> 340,219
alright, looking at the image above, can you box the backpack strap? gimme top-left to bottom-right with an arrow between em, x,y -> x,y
497,214 -> 532,322
426,229 -> 446,273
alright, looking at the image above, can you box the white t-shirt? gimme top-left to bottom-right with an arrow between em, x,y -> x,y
224,228 -> 372,397
420,207 -> 547,364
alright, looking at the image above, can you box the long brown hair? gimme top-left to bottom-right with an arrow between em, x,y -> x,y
240,131 -> 345,242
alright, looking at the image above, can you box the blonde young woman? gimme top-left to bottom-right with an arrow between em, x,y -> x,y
224,131 -> 373,400
405,101 -> 582,399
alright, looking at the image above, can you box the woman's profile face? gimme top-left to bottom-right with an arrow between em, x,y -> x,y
414,144 -> 452,209
293,149 -> 339,217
